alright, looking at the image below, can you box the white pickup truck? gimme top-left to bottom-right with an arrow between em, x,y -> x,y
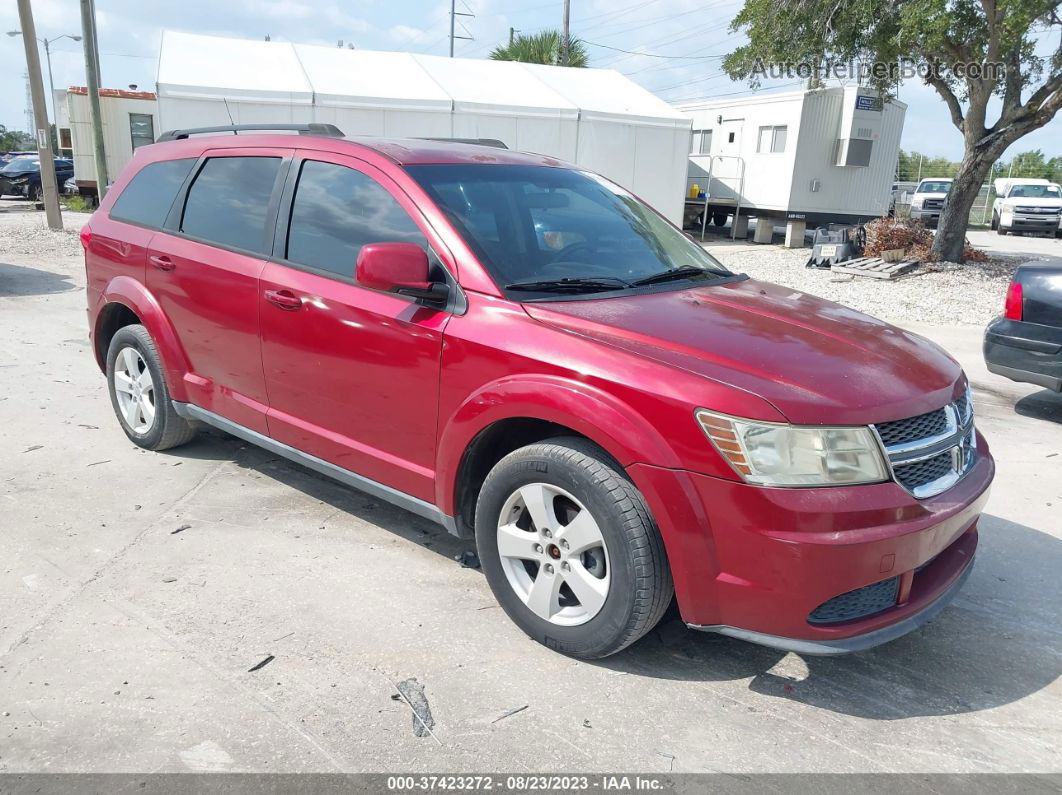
907,178 -> 953,226
992,178 -> 1062,236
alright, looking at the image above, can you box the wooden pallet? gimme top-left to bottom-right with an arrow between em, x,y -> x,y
831,257 -> 921,279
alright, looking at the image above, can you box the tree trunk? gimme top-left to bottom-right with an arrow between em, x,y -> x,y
931,152 -> 995,263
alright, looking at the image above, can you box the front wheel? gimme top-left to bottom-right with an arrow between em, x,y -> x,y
475,437 -> 673,659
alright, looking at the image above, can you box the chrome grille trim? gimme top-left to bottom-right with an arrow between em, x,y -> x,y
871,389 -> 976,499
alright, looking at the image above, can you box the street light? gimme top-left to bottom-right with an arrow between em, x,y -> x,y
7,30 -> 82,140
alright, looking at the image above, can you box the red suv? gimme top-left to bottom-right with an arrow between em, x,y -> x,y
83,124 -> 993,659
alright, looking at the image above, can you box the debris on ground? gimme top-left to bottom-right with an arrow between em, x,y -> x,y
492,705 -> 528,724
171,524 -> 191,535
247,655 -> 274,672
161,576 -> 178,583
456,550 -> 480,569
23,445 -> 42,453
394,677 -> 437,741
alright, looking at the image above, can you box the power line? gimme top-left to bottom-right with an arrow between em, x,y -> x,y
585,41 -> 726,59
666,81 -> 804,104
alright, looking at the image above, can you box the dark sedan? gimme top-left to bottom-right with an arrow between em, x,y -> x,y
984,262 -> 1062,392
0,155 -> 75,201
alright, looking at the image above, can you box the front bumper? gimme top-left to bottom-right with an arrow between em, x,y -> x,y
1000,213 -> 1061,233
627,434 -> 993,654
910,207 -> 941,224
984,316 -> 1062,391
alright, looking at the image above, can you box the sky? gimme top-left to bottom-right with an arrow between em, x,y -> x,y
1,0 -> 1058,161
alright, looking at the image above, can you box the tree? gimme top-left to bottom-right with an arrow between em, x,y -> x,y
0,125 -> 33,153
489,30 -> 589,67
723,0 -> 1062,262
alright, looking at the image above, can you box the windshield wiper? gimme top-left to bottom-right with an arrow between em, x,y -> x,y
505,276 -> 629,293
629,265 -> 716,287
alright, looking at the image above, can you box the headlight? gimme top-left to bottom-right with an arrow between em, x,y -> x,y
11,176 -> 29,184
911,197 -> 923,209
696,410 -> 889,487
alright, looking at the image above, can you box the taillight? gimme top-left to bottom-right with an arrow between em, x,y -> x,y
1004,281 -> 1023,321
79,224 -> 92,251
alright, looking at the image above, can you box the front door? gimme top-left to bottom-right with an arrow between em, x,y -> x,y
259,152 -> 451,502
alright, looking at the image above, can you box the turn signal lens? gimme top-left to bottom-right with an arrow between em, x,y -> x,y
79,224 -> 92,251
1003,281 -> 1023,321
696,409 -> 889,487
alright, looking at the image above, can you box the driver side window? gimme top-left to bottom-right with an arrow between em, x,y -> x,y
286,160 -> 426,278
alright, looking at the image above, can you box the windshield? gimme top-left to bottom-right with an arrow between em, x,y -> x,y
1009,184 -> 1061,198
917,181 -> 952,194
406,164 -> 729,296
2,156 -> 40,173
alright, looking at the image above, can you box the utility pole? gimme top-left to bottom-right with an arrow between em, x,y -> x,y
561,0 -> 571,66
16,0 -> 62,229
509,27 -> 516,45
79,0 -> 109,201
449,0 -> 473,57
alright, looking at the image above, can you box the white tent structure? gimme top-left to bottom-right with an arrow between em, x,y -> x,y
155,31 -> 692,222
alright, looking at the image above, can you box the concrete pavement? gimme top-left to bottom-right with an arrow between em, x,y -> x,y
1,210 -> 1060,773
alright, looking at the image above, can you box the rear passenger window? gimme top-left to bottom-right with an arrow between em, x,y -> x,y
286,160 -> 425,277
181,156 -> 281,253
110,158 -> 196,228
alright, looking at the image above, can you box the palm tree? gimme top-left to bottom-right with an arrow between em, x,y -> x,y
489,30 -> 588,67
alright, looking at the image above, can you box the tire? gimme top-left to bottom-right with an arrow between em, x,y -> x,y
712,212 -> 728,227
990,213 -> 998,230
105,324 -> 196,451
29,184 -> 42,202
475,436 -> 673,659
997,225 -> 1009,236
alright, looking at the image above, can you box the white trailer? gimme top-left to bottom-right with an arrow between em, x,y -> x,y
155,31 -> 692,224
675,86 -> 906,246
64,86 -> 159,197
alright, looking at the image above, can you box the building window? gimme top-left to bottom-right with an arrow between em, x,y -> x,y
690,129 -> 712,154
757,125 -> 787,153
59,127 -> 72,149
129,113 -> 155,151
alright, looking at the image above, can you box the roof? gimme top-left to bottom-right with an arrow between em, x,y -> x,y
142,132 -> 573,168
156,31 -> 689,127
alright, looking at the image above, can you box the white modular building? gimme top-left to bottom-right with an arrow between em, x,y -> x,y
155,31 -> 693,223
675,86 -> 906,244
62,86 -> 159,196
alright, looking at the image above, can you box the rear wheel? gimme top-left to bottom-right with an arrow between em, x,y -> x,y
106,324 -> 197,451
475,437 -> 673,659
712,212 -> 728,227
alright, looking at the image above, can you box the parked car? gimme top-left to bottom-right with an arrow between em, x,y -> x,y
81,125 -> 993,659
908,178 -> 952,226
990,179 -> 1062,237
984,263 -> 1062,392
0,155 -> 75,201
0,150 -> 36,165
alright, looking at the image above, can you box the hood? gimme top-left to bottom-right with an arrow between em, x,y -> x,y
1001,196 -> 1062,207
524,278 -> 963,425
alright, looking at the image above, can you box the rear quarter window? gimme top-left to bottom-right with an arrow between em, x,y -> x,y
110,158 -> 196,228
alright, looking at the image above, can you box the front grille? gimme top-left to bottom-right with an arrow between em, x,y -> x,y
893,450 -> 954,490
808,576 -> 900,624
875,408 -> 948,447
923,198 -> 944,210
1015,206 -> 1060,215
872,390 -> 975,499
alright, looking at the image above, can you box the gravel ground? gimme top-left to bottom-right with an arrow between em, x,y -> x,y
706,242 -> 1021,326
0,206 -> 87,259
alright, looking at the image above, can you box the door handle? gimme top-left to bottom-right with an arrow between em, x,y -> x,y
149,254 -> 175,271
264,289 -> 302,311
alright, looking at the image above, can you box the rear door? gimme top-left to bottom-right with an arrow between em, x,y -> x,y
258,151 -> 453,502
148,148 -> 291,434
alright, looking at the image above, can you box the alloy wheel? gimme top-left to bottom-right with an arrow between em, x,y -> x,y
112,346 -> 156,434
496,482 -> 611,626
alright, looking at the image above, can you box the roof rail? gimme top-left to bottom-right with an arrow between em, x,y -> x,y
156,123 -> 345,142
417,137 -> 509,149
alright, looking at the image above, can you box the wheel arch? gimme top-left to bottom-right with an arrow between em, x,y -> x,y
92,276 -> 192,401
437,375 -> 681,536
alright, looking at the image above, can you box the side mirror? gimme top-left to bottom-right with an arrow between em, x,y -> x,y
356,243 -> 448,306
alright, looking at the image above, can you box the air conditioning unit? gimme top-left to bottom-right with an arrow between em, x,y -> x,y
835,89 -> 881,167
